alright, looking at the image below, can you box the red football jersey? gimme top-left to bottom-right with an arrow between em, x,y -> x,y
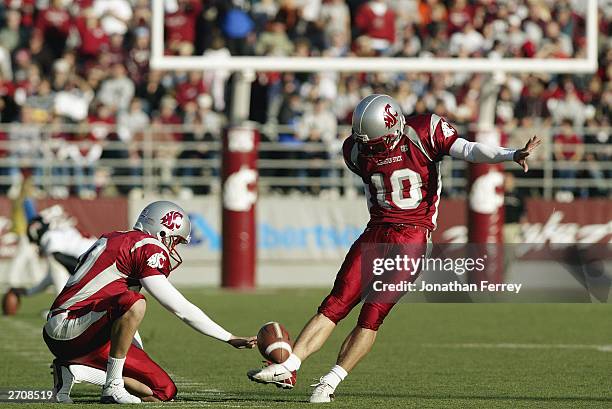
50,230 -> 171,314
343,113 -> 459,230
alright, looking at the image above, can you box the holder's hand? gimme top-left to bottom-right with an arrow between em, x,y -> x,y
227,335 -> 257,349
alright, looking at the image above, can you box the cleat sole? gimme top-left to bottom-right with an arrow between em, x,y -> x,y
247,373 -> 295,390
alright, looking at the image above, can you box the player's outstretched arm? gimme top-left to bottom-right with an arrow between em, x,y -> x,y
141,275 -> 256,349
512,136 -> 542,172
449,136 -> 542,172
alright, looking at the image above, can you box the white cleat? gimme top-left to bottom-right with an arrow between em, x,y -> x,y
309,379 -> 335,403
100,379 -> 141,404
247,363 -> 297,389
51,360 -> 75,403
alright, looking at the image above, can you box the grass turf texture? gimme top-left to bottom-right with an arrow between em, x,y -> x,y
0,289 -> 610,408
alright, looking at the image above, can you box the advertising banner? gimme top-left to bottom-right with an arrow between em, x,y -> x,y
130,196 -> 370,262
130,196 -> 610,263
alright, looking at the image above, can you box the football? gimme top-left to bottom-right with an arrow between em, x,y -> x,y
2,290 -> 20,316
257,322 -> 292,364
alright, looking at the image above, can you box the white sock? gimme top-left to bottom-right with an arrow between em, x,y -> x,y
69,365 -> 106,386
282,353 -> 301,372
321,365 -> 347,390
105,357 -> 125,385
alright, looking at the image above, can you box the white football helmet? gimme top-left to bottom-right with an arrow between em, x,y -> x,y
133,201 -> 191,271
351,94 -> 405,155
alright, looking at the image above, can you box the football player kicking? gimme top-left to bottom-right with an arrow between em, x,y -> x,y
43,201 -> 256,404
248,94 -> 541,402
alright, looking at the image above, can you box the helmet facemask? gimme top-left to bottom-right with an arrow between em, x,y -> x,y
159,231 -> 189,272
353,131 -> 402,158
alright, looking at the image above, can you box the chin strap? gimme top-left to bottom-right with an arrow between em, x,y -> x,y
161,235 -> 184,272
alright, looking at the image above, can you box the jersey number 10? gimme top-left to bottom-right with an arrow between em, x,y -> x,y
369,168 -> 423,210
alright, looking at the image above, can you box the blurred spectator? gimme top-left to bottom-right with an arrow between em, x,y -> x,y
320,0 -> 350,49
116,98 -> 147,165
164,0 -> 202,54
152,96 -> 182,192
176,71 -> 207,110
126,27 -> 150,86
396,23 -> 421,57
117,98 -> 149,143
354,0 -> 397,54
276,0 -> 301,39
67,121 -> 103,199
296,98 -> 337,193
9,106 -> 42,187
496,86 -> 516,127
335,75 -> 364,123
0,9 -> 27,53
107,98 -> 146,195
54,75 -> 94,122
107,33 -> 127,65
538,22 -> 572,58
175,94 -> 224,195
196,94 -> 224,138
75,8 -> 110,62
0,46 -> 13,81
582,117 -> 610,197
34,0 -> 71,58
300,73 -> 337,101
28,32 -> 55,77
276,89 -> 303,128
503,172 -> 525,244
447,0 -> 473,34
553,118 -> 584,198
449,22 -> 484,55
252,0 -> 279,33
297,98 -> 337,144
203,36 -> 231,111
92,0 -> 133,36
135,71 -> 166,115
0,0 -> 607,198
255,21 -> 294,56
25,79 -> 55,120
97,63 -> 134,112
547,79 -> 588,127
222,5 -> 255,55
516,76 -> 550,120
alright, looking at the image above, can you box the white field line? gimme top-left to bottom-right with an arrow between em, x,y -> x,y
0,317 -> 53,364
422,342 -> 612,352
144,404 -> 267,408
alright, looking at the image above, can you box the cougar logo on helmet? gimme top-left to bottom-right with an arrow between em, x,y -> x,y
383,104 -> 398,129
160,211 -> 183,230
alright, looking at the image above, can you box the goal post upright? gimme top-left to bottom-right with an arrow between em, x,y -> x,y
149,0 -> 599,288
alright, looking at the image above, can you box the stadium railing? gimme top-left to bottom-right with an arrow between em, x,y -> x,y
0,123 -> 609,199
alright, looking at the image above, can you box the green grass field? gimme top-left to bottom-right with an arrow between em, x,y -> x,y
1,289 -> 610,408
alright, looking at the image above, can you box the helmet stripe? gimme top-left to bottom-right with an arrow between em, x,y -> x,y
358,94 -> 385,137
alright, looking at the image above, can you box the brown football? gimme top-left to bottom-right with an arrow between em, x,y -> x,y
2,290 -> 20,316
257,322 -> 292,364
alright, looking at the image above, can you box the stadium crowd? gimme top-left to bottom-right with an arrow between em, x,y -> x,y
0,0 -> 609,198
